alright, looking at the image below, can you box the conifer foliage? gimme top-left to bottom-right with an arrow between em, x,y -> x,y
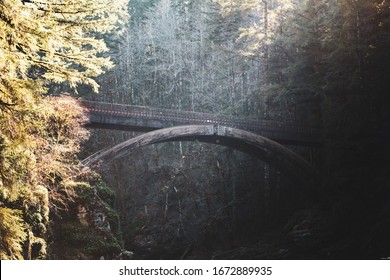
0,0 -> 128,259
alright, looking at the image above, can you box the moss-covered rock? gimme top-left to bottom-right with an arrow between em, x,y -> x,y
47,176 -> 125,259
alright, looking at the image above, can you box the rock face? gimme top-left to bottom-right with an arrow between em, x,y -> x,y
91,138 -> 313,259
92,209 -> 111,232
77,205 -> 89,226
118,250 -> 134,260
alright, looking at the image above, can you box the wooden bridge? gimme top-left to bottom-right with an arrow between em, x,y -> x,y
79,100 -> 321,146
80,100 -> 322,189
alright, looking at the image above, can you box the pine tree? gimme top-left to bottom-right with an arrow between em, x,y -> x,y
0,0 -> 128,259
0,0 -> 128,98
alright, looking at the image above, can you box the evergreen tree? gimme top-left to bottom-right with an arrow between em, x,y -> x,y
0,0 -> 128,259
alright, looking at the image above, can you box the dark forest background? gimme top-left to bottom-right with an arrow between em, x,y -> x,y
80,0 -> 390,259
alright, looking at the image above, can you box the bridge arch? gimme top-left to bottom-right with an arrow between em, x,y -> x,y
82,125 -> 320,194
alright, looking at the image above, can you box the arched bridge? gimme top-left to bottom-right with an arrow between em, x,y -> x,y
82,124 -> 320,188
80,100 -> 322,189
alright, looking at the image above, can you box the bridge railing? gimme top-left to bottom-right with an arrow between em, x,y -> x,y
79,100 -> 321,142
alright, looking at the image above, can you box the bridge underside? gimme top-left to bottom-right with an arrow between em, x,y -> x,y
82,125 -> 320,194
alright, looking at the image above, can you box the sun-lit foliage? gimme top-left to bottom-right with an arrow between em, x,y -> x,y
0,94 -> 91,259
0,0 -> 128,259
0,207 -> 27,259
0,0 -> 128,95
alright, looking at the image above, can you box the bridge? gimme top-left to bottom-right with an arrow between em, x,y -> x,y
79,100 -> 321,146
79,100 -> 322,189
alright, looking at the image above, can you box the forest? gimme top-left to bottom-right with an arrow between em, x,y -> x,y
0,0 -> 389,260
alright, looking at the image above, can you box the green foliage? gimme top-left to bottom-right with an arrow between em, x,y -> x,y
0,0 -> 128,94
101,200 -> 122,237
0,207 -> 27,259
96,180 -> 115,205
75,177 -> 122,238
48,176 -> 124,259
0,95 -> 91,259
0,0 -> 129,259
53,221 -> 122,259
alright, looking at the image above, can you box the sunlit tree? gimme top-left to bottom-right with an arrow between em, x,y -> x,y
0,0 -> 128,259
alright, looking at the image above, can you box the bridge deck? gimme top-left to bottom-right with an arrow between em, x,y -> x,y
79,100 -> 321,146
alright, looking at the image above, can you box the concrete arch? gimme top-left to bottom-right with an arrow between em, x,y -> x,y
82,125 -> 320,193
